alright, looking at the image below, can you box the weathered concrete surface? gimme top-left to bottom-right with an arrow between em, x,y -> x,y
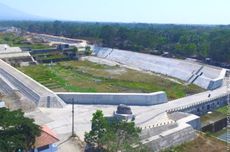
0,52 -> 31,59
0,59 -> 65,108
140,112 -> 201,151
56,91 -> 168,106
168,112 -> 201,130
140,112 -> 200,151
142,123 -> 196,151
0,44 -> 32,60
25,84 -> 229,142
92,46 -> 226,90
0,44 -> 22,53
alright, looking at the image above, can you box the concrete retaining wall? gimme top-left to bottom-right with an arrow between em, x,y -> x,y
142,123 -> 196,152
202,117 -> 227,132
56,91 -> 168,106
140,112 -> 200,151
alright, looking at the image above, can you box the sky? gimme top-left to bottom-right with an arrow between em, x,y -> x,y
0,0 -> 229,24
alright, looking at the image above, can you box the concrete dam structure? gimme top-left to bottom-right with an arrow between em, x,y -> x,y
56,91 -> 168,106
0,59 -> 65,108
93,46 -> 226,90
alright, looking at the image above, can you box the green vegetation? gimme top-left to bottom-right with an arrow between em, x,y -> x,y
215,105 -> 228,115
0,33 -> 49,49
15,43 -> 50,49
85,46 -> 93,55
84,110 -> 148,152
200,111 -> 225,126
18,60 -> 203,100
34,53 -> 67,61
1,21 -> 230,63
0,33 -> 24,46
0,108 -> 41,152
207,127 -> 229,138
162,133 -> 226,152
200,105 -> 228,125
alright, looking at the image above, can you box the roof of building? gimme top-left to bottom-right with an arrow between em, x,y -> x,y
34,125 -> 59,148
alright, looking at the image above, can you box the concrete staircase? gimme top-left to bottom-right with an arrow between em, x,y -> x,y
186,65 -> 204,84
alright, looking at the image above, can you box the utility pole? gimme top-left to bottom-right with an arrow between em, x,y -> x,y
71,98 -> 76,137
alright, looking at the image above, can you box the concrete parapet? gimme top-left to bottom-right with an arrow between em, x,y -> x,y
166,93 -> 228,116
141,120 -> 176,130
140,123 -> 178,140
56,91 -> 168,106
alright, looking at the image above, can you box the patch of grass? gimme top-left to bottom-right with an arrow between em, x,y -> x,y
162,133 -> 227,152
209,128 -> 228,137
13,43 -> 50,49
216,105 -> 229,115
0,33 -> 50,49
201,111 -> 226,126
0,33 -> 24,46
18,61 -> 204,100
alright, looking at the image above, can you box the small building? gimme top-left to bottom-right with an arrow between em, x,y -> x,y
33,126 -> 59,152
114,104 -> 135,121
57,44 -> 69,50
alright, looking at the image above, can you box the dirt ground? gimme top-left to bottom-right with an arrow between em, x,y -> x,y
165,133 -> 229,152
2,91 -> 36,112
57,134 -> 84,152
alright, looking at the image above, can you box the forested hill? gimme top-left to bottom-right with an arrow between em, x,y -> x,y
1,21 -> 230,64
0,3 -> 45,20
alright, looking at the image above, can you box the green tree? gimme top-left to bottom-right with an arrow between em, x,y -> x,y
85,46 -> 92,55
85,110 -> 108,150
0,108 -> 41,152
85,110 -> 148,152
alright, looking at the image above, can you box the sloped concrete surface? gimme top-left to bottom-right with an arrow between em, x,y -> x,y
0,59 -> 65,108
93,46 -> 225,90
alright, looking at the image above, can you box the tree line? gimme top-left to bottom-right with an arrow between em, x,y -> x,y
1,21 -> 230,64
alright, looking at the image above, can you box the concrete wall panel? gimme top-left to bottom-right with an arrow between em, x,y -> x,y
56,92 -> 168,106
